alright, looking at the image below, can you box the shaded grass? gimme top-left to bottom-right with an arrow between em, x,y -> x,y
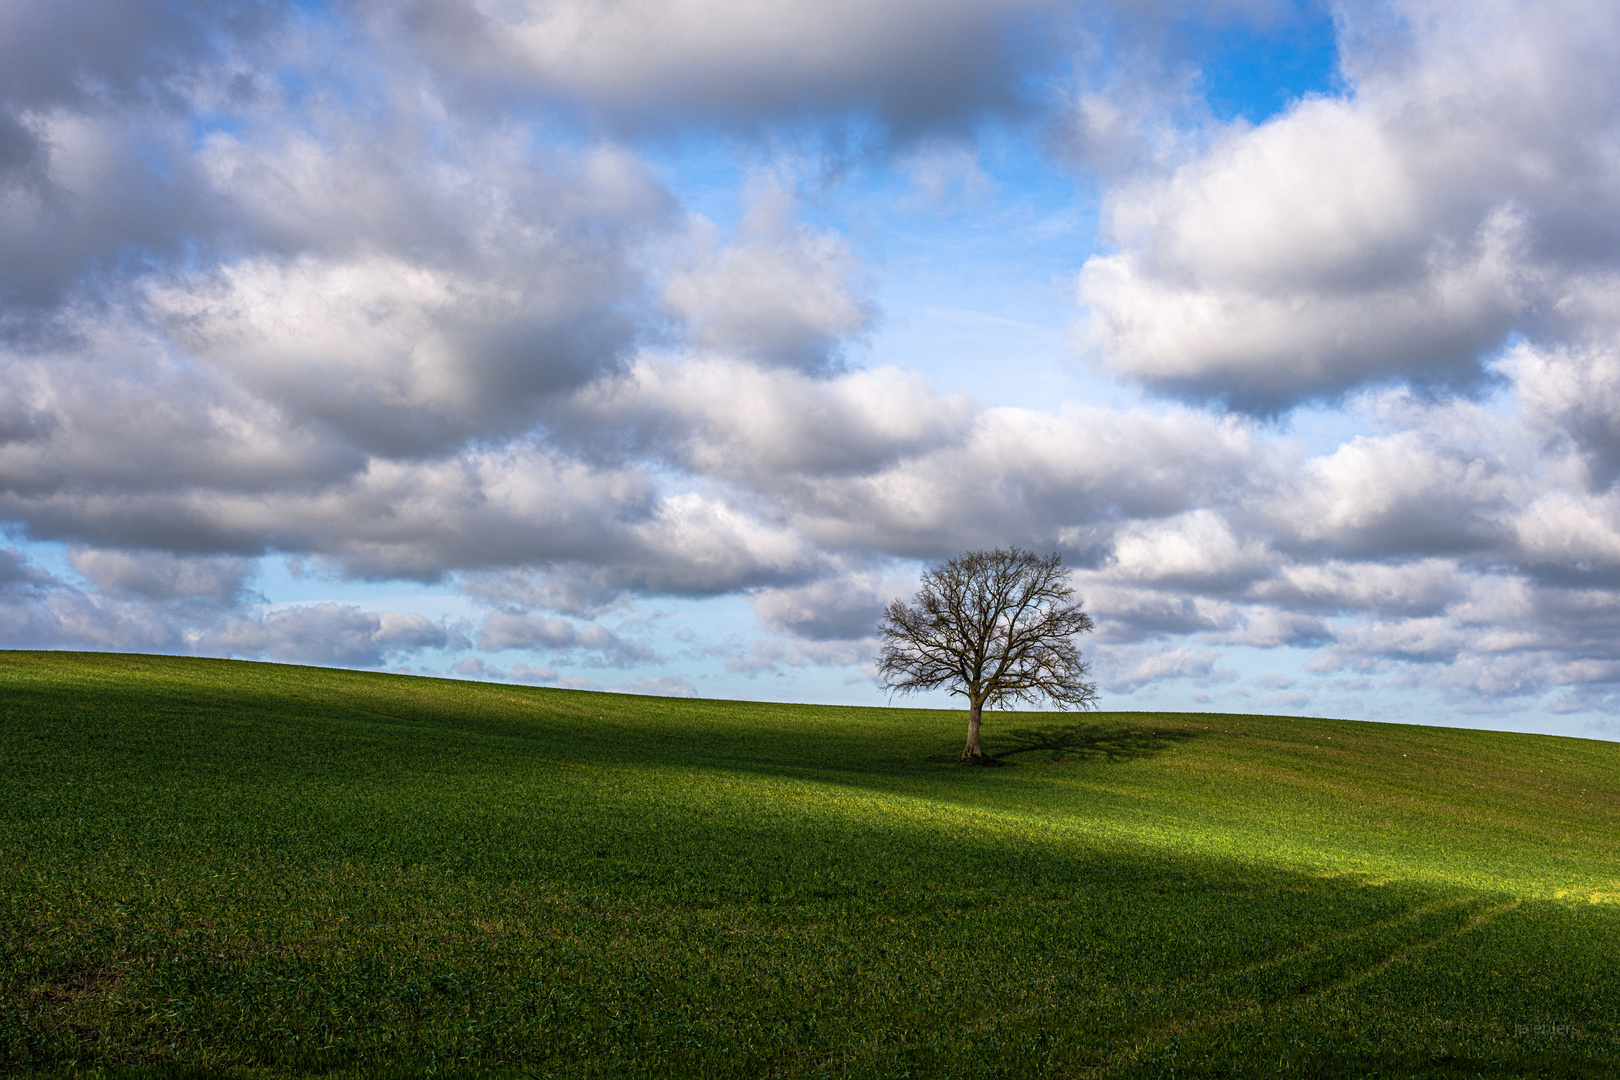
2,651 -> 1619,1077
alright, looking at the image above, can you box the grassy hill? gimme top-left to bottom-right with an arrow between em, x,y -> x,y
2,651 -> 1619,1077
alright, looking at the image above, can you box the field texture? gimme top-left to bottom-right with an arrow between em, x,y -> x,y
3,652 -> 1619,1077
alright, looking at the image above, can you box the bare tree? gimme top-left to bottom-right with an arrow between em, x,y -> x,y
878,548 -> 1097,763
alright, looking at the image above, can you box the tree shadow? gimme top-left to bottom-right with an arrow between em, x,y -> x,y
991,722 -> 1201,765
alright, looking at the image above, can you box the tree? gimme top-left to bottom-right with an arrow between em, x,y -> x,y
877,548 -> 1097,764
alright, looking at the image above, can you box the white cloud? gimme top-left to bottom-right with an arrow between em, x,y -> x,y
479,613 -> 579,650
68,548 -> 255,604
6,0 -> 1620,728
550,672 -> 698,696
148,135 -> 669,456
1078,0 -> 1620,411
663,182 -> 873,372
725,635 -> 876,678
1079,584 -> 1240,642
751,571 -> 913,641
1272,421 -> 1520,558
613,674 -> 699,697
1501,330 -> 1620,490
1513,490 -> 1620,577
390,0 -> 1070,135
1107,509 -> 1271,588
0,545 -> 469,668
577,356 -> 977,484
476,611 -> 657,667
453,656 -> 506,679
1101,645 -> 1234,693
1251,559 -> 1469,618
203,603 -> 459,667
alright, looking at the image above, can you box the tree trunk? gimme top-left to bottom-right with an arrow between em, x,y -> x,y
958,699 -> 989,764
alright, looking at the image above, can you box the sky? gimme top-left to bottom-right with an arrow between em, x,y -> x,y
4,0 -> 1620,739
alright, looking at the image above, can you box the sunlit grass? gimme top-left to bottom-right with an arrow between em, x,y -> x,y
3,651 -> 1618,1077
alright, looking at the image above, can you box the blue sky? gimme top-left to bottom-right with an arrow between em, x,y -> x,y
5,0 -> 1620,738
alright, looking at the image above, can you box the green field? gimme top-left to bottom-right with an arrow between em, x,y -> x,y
3,652 -> 1619,1077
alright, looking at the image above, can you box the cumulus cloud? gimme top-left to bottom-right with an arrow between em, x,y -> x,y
458,566 -> 631,618
1502,330 -> 1620,491
751,573 -> 901,642
148,131 -> 670,455
1100,645 -> 1235,694
1078,584 -> 1239,643
1514,490 -> 1620,581
68,548 -> 254,605
1078,0 -> 1620,411
776,402 -> 1264,559
725,636 -> 874,678
0,0 -> 278,311
613,674 -> 699,697
1106,509 -> 1272,588
0,547 -> 463,668
575,356 -> 978,487
478,612 -> 579,651
549,672 -> 699,696
0,0 -> 1284,619
453,655 -> 506,679
1209,606 -> 1333,649
1250,558 -> 1470,618
0,546 -> 270,653
6,0 -> 1620,727
203,604 -> 460,667
477,611 -> 658,667
663,182 -> 874,373
387,0 -> 1070,136
1269,414 -> 1524,560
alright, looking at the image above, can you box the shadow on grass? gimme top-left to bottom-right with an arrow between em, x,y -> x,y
991,722 -> 1201,765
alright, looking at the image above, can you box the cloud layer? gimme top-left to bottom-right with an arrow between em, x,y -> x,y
387,0 -> 1067,135
1079,0 -> 1620,412
3,0 -> 1620,724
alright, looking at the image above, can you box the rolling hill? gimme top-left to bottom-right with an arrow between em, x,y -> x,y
3,651 -> 1618,1077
